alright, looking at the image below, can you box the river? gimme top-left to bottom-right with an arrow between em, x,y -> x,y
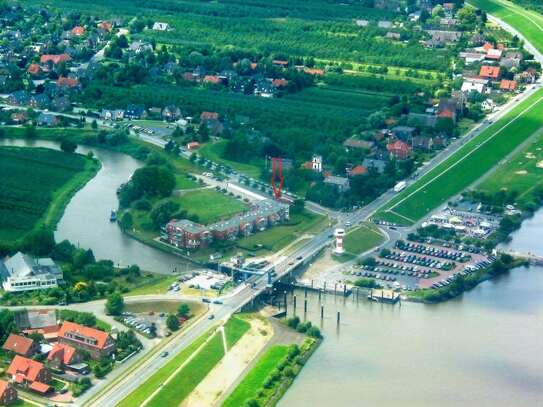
0,138 -> 195,274
280,215 -> 543,407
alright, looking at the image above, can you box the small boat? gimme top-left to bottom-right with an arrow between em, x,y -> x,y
110,210 -> 117,222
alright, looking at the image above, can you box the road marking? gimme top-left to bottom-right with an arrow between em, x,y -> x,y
385,93 -> 543,217
386,209 -> 416,224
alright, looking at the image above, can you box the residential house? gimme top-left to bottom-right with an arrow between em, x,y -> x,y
461,77 -> 489,93
2,334 -> 36,357
386,140 -> 411,160
324,175 -> 350,192
272,78 -> 288,88
515,68 -> 537,84
56,76 -> 80,90
303,67 -> 325,76
203,75 -> 223,85
311,155 -> 323,173
348,165 -> 368,177
40,54 -> 71,65
482,98 -> 497,112
391,126 -> 416,142
343,138 -> 375,150
58,321 -> 116,360
161,105 -> 181,122
129,41 -> 152,54
407,113 -> 437,128
124,104 -> 146,119
9,111 -> 28,124
355,19 -> 369,27
254,79 -> 276,98
362,158 -> 386,174
0,380 -> 17,406
500,79 -> 518,92
7,90 -> 29,106
165,219 -> 211,249
200,111 -> 219,122
377,21 -> 392,29
459,52 -> 485,64
437,98 -> 458,123
272,60 -> 288,68
37,113 -> 60,127
27,63 -> 41,76
47,343 -> 81,370
412,135 -> 434,150
425,30 -> 462,44
0,252 -> 63,293
7,356 -> 51,395
186,141 -> 200,150
29,94 -> 50,109
51,96 -> 72,112
97,21 -> 113,32
479,66 -> 501,80
485,48 -> 502,61
152,22 -> 171,31
386,32 -> 401,40
71,26 -> 86,36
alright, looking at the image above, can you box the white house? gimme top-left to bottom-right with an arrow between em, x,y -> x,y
482,99 -> 497,112
461,77 -> 489,94
312,155 -> 323,173
152,22 -> 171,31
0,253 -> 63,292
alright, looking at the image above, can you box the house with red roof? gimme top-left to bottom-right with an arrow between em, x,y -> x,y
386,140 -> 411,160
303,67 -> 325,76
499,79 -> 518,92
27,63 -> 41,76
186,141 -> 200,150
98,21 -> 113,32
71,26 -> 86,36
348,165 -> 368,177
200,111 -> 219,122
203,75 -> 222,85
47,343 -> 81,370
272,60 -> 288,67
56,77 -> 80,89
7,356 -> 51,395
40,54 -> 72,65
2,334 -> 36,357
58,321 -> 116,360
0,379 -> 17,406
479,66 -> 501,80
272,78 -> 289,88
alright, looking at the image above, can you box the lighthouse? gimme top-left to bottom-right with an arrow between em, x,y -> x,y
334,228 -> 346,255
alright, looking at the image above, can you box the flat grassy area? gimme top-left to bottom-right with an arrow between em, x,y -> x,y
477,133 -> 543,202
175,173 -> 200,190
375,89 -> 543,225
470,0 -> 543,53
343,223 -> 385,255
175,189 -> 247,224
198,140 -> 263,179
125,275 -> 178,296
0,146 -> 99,243
117,327 -> 216,407
236,211 -> 326,254
222,345 -> 289,407
224,316 -> 251,349
124,300 -> 204,316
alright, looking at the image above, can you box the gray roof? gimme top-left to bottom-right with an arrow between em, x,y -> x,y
1,252 -> 63,284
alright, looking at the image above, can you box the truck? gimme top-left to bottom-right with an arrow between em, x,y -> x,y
394,181 -> 407,193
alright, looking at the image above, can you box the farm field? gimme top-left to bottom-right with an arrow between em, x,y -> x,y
375,89 -> 543,225
470,0 -> 543,54
222,345 -> 289,407
343,223 -> 386,255
0,146 -> 99,244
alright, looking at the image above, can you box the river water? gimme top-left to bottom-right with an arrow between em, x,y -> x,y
0,138 -> 194,274
281,221 -> 543,406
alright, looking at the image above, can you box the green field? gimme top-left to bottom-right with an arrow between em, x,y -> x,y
222,345 -> 289,407
199,140 -> 263,179
343,223 -> 386,255
175,174 -> 200,190
470,0 -> 543,53
176,189 -> 248,224
477,133 -> 543,201
224,316 -> 251,348
0,146 -> 99,243
375,89 -> 543,225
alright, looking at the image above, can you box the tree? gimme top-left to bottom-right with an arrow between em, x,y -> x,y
177,303 -> 190,318
150,200 -> 180,229
91,120 -> 98,130
105,293 -> 124,315
23,227 -> 55,256
120,212 -> 133,231
60,139 -> 77,153
23,125 -> 36,139
0,309 -> 14,344
166,314 -> 180,331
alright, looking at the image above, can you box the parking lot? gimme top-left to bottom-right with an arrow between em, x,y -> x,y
352,240 -> 491,290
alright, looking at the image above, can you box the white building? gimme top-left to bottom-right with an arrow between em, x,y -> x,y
482,99 -> 497,112
461,77 -> 489,94
334,229 -> 346,255
312,155 -> 323,173
152,22 -> 171,31
0,253 -> 63,292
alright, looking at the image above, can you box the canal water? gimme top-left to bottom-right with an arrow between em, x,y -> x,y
0,138 -> 194,274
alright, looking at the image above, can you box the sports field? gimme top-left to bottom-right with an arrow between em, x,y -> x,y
470,0 -> 543,53
375,89 -> 543,225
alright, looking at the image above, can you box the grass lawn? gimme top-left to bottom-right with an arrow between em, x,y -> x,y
236,211 -> 326,254
0,146 -> 99,244
117,328 -> 216,407
175,189 -> 247,224
477,133 -> 543,202
343,223 -> 386,255
222,345 -> 289,407
198,140 -> 263,179
11,400 -> 35,407
175,173 -> 200,190
125,275 -> 178,296
224,316 -> 251,349
375,89 -> 543,225
470,0 -> 543,54
124,300 -> 204,316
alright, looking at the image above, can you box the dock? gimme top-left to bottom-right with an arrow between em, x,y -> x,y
368,289 -> 400,304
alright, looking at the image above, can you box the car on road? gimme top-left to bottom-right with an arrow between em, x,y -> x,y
212,300 -> 223,305
202,298 -> 211,303
208,314 -> 215,320
160,351 -> 169,357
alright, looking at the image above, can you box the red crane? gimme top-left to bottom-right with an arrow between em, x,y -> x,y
270,157 -> 284,200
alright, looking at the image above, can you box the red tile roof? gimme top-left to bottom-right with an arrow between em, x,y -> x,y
479,66 -> 501,79
349,165 -> 368,176
72,26 -> 86,36
48,343 -> 77,365
0,379 -> 12,398
500,79 -> 517,91
29,381 -> 50,394
483,42 -> 494,51
304,68 -> 325,76
27,63 -> 41,75
2,334 -> 34,356
203,75 -> 221,84
272,78 -> 288,87
40,54 -> 72,65
186,141 -> 200,150
98,21 -> 113,31
272,60 -> 288,66
200,111 -> 219,121
7,355 -> 46,382
57,77 -> 79,88
387,140 -> 411,158
59,321 -> 110,350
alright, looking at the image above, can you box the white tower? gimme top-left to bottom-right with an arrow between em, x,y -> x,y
334,228 -> 345,255
312,155 -> 323,173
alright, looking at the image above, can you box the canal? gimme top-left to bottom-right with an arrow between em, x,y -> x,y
0,138 -> 195,274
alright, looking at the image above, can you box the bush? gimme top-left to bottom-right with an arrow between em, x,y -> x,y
286,316 -> 300,329
166,314 -> 180,331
